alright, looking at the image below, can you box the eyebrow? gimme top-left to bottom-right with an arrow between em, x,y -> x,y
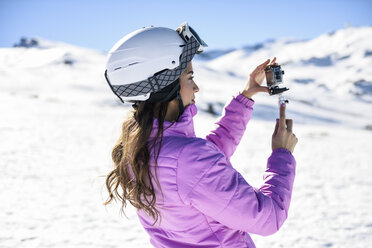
187,70 -> 194,75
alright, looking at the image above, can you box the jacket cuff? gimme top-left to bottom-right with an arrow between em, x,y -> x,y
270,148 -> 296,168
235,93 -> 255,108
273,147 -> 292,155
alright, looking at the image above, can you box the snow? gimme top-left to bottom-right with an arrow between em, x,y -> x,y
1,26 -> 372,247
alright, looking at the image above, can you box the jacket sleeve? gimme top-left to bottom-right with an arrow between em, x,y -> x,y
178,142 -> 296,236
206,93 -> 254,160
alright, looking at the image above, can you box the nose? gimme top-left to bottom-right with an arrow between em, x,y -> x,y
193,82 -> 199,93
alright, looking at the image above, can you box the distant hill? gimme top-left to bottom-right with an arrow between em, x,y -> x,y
1,26 -> 371,129
205,26 -> 372,99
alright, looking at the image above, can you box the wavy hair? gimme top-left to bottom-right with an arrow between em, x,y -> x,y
104,101 -> 169,226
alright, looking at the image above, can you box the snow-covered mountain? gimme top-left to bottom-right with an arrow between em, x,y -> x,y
196,26 -> 372,130
1,27 -> 372,248
0,37 -> 107,105
1,26 -> 372,129
206,26 -> 372,98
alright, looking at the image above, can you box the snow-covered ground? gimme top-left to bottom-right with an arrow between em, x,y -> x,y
1,26 -> 372,247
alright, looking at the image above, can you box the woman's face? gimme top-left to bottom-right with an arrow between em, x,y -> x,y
179,62 -> 199,107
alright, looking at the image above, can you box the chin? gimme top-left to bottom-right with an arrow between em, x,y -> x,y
184,99 -> 195,107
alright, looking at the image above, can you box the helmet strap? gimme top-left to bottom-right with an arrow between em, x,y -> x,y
176,90 -> 185,120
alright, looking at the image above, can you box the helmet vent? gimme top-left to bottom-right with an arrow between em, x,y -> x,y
114,62 -> 140,71
128,62 -> 139,66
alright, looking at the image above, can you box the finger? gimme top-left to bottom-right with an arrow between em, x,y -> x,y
260,59 -> 270,67
279,103 -> 286,128
270,57 -> 277,65
293,133 -> 298,144
273,119 -> 279,136
251,59 -> 271,76
286,119 -> 293,132
262,59 -> 271,69
256,59 -> 270,70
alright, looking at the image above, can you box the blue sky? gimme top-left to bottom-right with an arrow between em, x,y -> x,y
1,0 -> 371,52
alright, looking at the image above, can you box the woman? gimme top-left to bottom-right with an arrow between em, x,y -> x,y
104,23 -> 298,248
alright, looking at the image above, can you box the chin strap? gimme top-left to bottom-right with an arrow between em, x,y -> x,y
176,90 -> 184,121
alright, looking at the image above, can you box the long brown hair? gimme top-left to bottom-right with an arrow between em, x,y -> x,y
104,101 -> 169,226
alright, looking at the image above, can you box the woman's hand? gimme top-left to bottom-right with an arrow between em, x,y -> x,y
242,57 -> 277,99
272,103 -> 298,153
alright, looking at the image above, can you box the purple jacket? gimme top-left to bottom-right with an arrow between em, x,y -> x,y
136,94 -> 296,248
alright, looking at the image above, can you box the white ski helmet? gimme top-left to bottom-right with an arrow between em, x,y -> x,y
104,22 -> 207,103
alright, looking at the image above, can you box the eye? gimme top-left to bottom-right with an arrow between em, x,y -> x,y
189,76 -> 194,80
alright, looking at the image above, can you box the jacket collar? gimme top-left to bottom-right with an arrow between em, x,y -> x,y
150,104 -> 197,138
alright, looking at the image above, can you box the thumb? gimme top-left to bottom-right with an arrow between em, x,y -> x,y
257,86 -> 270,94
244,86 -> 270,98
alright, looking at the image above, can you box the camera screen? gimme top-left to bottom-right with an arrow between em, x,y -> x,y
274,68 -> 282,81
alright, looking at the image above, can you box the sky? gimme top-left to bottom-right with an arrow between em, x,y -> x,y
0,0 -> 371,52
